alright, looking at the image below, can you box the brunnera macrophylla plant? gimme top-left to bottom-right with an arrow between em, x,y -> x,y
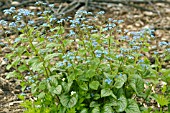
1,2 -> 170,113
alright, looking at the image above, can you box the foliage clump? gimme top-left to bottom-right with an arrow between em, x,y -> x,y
1,1 -> 170,113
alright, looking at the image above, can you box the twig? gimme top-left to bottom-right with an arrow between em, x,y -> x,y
59,1 -> 80,15
94,0 -> 170,4
147,0 -> 162,18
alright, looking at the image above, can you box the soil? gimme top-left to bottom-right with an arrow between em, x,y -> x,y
0,1 -> 170,113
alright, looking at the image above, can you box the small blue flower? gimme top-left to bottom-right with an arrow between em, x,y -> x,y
127,55 -> 134,59
21,92 -> 26,96
138,59 -> 144,63
43,10 -> 51,15
3,7 -> 15,15
42,23 -> 49,27
116,54 -> 123,58
69,30 -> 76,36
117,20 -> 124,24
50,17 -> 57,22
132,46 -> 140,50
108,18 -> 113,22
87,25 -> 93,29
49,4 -> 55,8
91,30 -> 98,33
9,22 -> 17,28
154,51 -> 158,55
37,11 -> 42,15
0,20 -> 7,26
105,78 -> 112,84
70,24 -> 76,28
95,50 -> 103,58
159,41 -> 168,46
92,41 -> 98,47
18,9 -> 34,16
91,93 -> 94,97
13,15 -> 22,21
58,62 -> 64,67
166,48 -> 170,53
28,20 -> 34,25
97,11 -> 105,15
14,38 -> 21,43
67,63 -> 72,67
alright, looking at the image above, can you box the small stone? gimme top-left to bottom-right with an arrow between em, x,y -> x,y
0,88 -> 4,95
2,47 -> 11,53
143,11 -> 154,16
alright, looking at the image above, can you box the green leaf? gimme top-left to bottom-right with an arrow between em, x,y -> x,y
32,62 -> 44,72
30,83 -> 37,94
80,108 -> 88,113
57,26 -> 65,34
125,99 -> 141,113
90,101 -> 100,107
59,94 -> 77,108
28,56 -> 39,66
44,53 -> 59,61
94,94 -> 100,100
102,104 -> 113,113
62,82 -> 73,93
18,64 -> 28,72
86,69 -> 95,78
142,47 -> 149,52
46,43 -> 57,48
116,95 -> 127,112
91,106 -> 100,113
155,95 -> 169,106
54,85 -> 62,95
6,71 -> 19,79
101,88 -> 112,98
129,74 -> 144,96
114,74 -> 127,89
89,81 -> 100,90
79,82 -> 88,91
38,92 -> 45,99
38,80 -> 46,90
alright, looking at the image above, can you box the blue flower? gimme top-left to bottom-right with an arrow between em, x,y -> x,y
50,17 -> 57,22
37,11 -> 42,15
3,7 -> 15,15
42,23 -> 49,27
92,41 -> 98,47
154,51 -> 158,55
138,59 -> 144,63
43,10 -> 51,15
95,50 -> 103,58
120,36 -> 129,40
117,20 -> 124,24
70,24 -> 76,28
166,48 -> 170,53
9,22 -> 17,28
105,78 -> 112,84
28,20 -> 34,25
108,18 -> 113,22
116,54 -> 123,58
69,30 -> 76,36
0,20 -> 7,26
13,15 -> 22,21
49,4 -> 55,8
18,9 -> 34,16
97,11 -> 105,15
159,41 -> 168,46
127,55 -> 134,59
91,30 -> 98,33
132,46 -> 140,50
